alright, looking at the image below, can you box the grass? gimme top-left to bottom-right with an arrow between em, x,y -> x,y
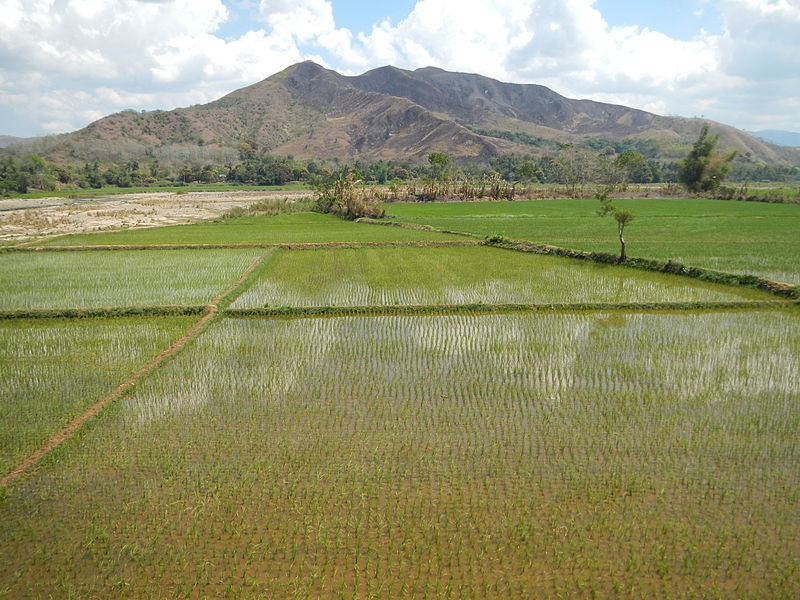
231,246 -> 777,309
0,316 -> 194,474
1,311 -> 797,598
41,212 -> 459,246
384,198 -> 800,284
0,248 -> 262,309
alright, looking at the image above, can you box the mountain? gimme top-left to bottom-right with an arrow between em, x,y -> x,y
345,65 -> 793,164
10,61 -> 798,167
0,135 -> 27,149
749,130 -> 800,148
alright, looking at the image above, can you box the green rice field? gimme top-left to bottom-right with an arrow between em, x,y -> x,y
1,312 -> 798,598
1,207 -> 798,598
231,246 -> 776,309
384,198 -> 800,284
0,316 -> 194,475
0,249 -> 262,309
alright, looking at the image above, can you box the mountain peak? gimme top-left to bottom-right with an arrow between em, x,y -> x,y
13,62 -> 795,167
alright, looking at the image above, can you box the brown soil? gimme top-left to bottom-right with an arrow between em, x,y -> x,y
0,190 -> 309,244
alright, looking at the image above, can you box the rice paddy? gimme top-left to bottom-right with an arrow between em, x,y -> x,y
231,246 -> 776,309
0,316 -> 194,475
41,212 -> 456,246
1,207 -> 798,599
0,249 -> 262,309
384,198 -> 800,284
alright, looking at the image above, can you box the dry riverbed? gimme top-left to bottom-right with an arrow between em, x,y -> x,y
0,190 -> 309,243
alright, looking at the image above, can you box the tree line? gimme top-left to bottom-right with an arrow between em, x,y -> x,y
2,128 -> 796,197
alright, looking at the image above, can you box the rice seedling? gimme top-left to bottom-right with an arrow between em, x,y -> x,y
231,246 -> 777,309
0,249 -> 262,309
385,198 -> 800,284
42,212 -> 457,246
1,310 -> 797,598
0,316 -> 194,474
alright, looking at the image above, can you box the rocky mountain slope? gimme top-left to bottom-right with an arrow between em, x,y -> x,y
11,61 -> 797,166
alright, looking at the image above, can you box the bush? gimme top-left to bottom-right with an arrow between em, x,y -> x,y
312,169 -> 385,220
484,234 -> 509,245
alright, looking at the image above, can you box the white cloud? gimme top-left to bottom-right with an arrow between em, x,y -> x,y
340,0 -> 797,131
0,0 -> 797,137
718,0 -> 800,81
0,0 -> 308,135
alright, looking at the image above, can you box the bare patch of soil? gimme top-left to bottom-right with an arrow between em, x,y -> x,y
0,190 -> 309,243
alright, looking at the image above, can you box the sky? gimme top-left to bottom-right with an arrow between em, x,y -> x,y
0,0 -> 798,138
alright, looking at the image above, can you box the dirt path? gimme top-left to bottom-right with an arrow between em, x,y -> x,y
0,251 -> 271,489
0,308 -> 216,488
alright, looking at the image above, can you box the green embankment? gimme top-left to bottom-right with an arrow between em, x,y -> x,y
42,212 -> 458,246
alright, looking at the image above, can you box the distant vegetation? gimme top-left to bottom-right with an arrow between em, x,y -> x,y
2,134 -> 798,201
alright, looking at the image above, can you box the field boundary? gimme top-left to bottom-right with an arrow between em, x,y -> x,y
0,305 -> 206,320
351,218 -> 799,299
355,217 -> 480,238
224,300 -> 796,319
0,250 -> 275,488
211,250 -> 275,309
2,299 -> 794,322
0,307 -> 218,489
13,234 -> 66,248
4,240 -> 480,252
481,238 -> 800,299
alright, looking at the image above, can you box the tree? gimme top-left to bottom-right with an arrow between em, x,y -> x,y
515,159 -> 543,183
678,123 -> 737,192
616,151 -> 647,183
428,152 -> 452,181
597,191 -> 634,261
552,145 -> 597,195
311,167 -> 384,219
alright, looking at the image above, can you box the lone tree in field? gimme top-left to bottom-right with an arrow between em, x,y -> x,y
678,123 -> 737,192
597,191 -> 634,261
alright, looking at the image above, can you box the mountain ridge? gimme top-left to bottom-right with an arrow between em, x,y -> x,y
748,130 -> 800,148
6,61 -> 797,168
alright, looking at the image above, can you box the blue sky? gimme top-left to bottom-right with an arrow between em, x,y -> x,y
596,0 -> 723,39
330,0 -> 417,32
0,0 -> 798,138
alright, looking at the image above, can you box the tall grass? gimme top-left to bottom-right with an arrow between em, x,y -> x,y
220,196 -> 314,219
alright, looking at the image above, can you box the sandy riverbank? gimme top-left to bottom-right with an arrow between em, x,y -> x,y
0,190 -> 309,243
